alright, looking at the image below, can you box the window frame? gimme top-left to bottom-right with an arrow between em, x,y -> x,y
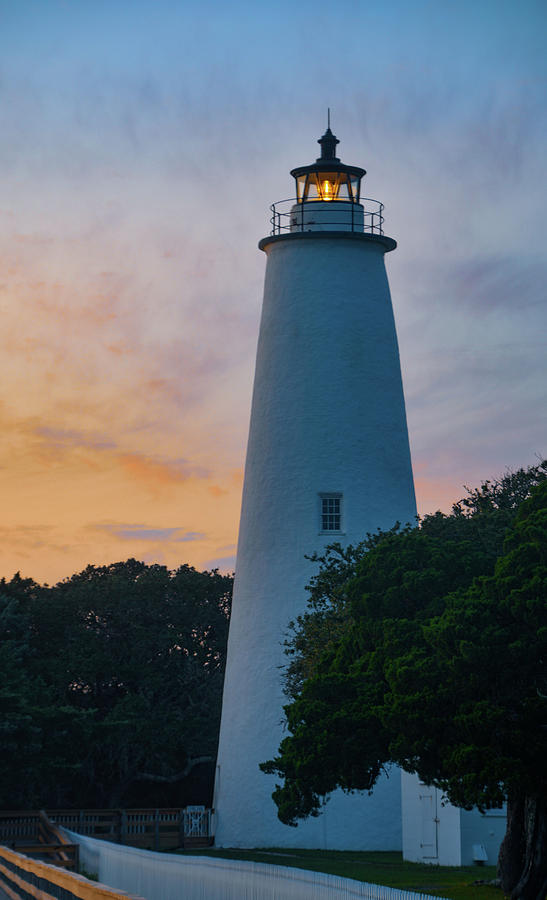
318,492 -> 344,534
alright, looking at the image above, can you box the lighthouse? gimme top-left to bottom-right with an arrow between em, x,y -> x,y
214,125 -> 417,849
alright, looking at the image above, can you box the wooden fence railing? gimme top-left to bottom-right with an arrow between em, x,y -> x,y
0,807 -> 213,853
0,810 -> 80,870
0,844 -> 145,900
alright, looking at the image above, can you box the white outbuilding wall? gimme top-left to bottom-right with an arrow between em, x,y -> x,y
401,772 -> 506,867
214,230 -> 416,849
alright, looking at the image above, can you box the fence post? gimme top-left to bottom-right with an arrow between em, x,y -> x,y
179,809 -> 185,849
154,810 -> 159,852
120,810 -> 127,846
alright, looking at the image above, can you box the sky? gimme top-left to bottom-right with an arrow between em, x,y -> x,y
0,0 -> 545,585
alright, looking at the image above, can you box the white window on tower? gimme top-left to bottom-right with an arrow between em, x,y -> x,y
319,493 -> 342,533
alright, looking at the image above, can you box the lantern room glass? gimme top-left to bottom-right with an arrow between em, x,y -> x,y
295,171 -> 361,203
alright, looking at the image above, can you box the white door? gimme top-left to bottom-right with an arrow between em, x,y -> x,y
419,787 -> 439,859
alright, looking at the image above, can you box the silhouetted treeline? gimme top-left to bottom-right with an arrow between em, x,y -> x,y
0,560 -> 232,809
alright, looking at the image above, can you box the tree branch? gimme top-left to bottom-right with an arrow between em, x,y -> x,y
135,756 -> 213,783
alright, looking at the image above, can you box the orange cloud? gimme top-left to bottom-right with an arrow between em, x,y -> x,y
21,423 -> 115,469
6,421 -> 210,490
0,525 -> 55,553
118,452 -> 209,489
208,484 -> 228,497
106,342 -> 131,356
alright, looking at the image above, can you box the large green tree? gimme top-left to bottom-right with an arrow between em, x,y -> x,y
0,560 -> 232,809
262,464 -> 547,900
0,574 -> 57,807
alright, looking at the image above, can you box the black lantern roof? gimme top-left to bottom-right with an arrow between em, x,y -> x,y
290,126 -> 366,182
290,123 -> 366,204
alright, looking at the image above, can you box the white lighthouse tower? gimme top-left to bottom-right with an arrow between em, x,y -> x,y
214,125 -> 417,849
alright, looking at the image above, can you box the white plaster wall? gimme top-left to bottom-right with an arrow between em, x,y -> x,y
402,773 -> 506,867
459,807 -> 506,866
402,773 -> 462,866
289,200 -> 365,231
214,232 -> 416,849
437,798 -> 463,867
402,772 -> 432,864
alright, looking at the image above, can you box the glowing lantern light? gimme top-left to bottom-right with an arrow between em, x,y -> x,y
322,179 -> 334,200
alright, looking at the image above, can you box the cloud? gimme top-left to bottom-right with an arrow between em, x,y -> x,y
202,555 -> 236,573
447,255 -> 546,314
33,425 -> 115,452
92,523 -> 206,543
13,421 -> 211,486
0,526 -> 75,572
118,453 -> 209,488
0,525 -> 54,552
208,485 -> 228,497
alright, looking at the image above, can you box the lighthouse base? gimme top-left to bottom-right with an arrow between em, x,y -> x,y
213,768 -> 401,851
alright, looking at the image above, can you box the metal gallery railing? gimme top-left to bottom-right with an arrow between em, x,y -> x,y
269,197 -> 385,236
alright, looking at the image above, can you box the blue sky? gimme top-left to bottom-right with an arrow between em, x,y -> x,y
0,0 -> 545,582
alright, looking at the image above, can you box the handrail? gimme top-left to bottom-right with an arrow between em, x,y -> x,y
0,844 -> 145,900
268,196 -> 385,236
39,808 -> 77,868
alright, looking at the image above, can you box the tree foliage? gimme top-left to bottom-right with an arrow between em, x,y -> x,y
0,560 -> 232,809
261,462 -> 547,899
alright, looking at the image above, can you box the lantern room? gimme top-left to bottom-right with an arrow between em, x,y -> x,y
265,122 -> 386,237
290,125 -> 366,204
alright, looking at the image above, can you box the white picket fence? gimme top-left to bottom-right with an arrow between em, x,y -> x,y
63,829 -> 450,900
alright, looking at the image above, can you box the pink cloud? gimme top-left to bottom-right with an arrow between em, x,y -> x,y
92,522 -> 206,542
